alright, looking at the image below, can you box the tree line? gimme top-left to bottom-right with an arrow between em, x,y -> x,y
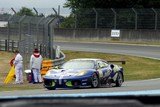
2,0 -> 160,28
65,0 -> 160,10
61,0 -> 160,28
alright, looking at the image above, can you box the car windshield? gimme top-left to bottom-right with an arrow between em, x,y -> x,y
61,60 -> 95,69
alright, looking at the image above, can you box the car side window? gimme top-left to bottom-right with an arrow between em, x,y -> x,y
97,60 -> 108,69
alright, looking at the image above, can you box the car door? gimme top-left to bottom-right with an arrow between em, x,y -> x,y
96,60 -> 109,78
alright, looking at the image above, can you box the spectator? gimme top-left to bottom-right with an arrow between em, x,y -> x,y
30,48 -> 43,83
13,50 -> 23,84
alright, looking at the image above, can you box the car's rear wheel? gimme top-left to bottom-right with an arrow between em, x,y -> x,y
46,87 -> 56,90
115,72 -> 123,87
91,73 -> 99,88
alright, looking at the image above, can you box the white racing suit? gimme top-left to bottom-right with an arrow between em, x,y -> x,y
13,53 -> 23,84
30,53 -> 43,83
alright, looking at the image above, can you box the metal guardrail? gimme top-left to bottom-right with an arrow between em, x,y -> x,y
53,50 -> 66,66
41,50 -> 65,75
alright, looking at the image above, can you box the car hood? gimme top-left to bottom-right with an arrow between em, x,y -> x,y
44,68 -> 93,79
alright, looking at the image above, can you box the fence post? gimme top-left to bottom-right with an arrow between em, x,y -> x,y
37,16 -> 45,46
5,40 -> 8,51
132,8 -> 137,30
152,8 -> 157,30
52,8 -> 58,15
93,8 -> 98,29
11,40 -> 14,52
33,7 -> 38,16
111,8 -> 117,29
11,8 -> 17,14
57,5 -> 61,28
19,15 -> 26,41
74,14 -> 77,28
7,15 -> 14,51
53,7 -> 61,28
7,20 -> 10,51
47,17 -> 56,59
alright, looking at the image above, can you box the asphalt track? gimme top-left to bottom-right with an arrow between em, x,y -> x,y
1,78 -> 160,97
1,41 -> 160,97
55,41 -> 160,60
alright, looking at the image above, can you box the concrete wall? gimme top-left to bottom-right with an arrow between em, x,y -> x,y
54,28 -> 160,42
1,27 -> 160,42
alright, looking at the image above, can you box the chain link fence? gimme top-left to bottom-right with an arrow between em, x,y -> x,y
74,8 -> 160,29
0,14 -> 61,69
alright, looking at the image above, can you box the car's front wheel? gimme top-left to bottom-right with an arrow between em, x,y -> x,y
115,72 -> 123,87
91,73 -> 99,88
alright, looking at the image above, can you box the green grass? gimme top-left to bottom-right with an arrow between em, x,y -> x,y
0,50 -> 160,91
0,83 -> 43,91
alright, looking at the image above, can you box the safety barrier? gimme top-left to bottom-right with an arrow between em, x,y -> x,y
41,60 -> 54,75
41,51 -> 66,75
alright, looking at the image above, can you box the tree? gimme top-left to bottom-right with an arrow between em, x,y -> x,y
63,0 -> 160,28
137,0 -> 160,8
16,7 -> 36,16
64,0 -> 139,11
60,14 -> 75,28
64,0 -> 160,11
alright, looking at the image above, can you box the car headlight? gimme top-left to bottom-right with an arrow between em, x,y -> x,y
77,71 -> 87,76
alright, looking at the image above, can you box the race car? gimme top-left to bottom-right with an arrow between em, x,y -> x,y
43,58 -> 124,90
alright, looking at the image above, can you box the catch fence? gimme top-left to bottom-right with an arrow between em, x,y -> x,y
74,8 -> 160,29
0,13 -> 62,69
